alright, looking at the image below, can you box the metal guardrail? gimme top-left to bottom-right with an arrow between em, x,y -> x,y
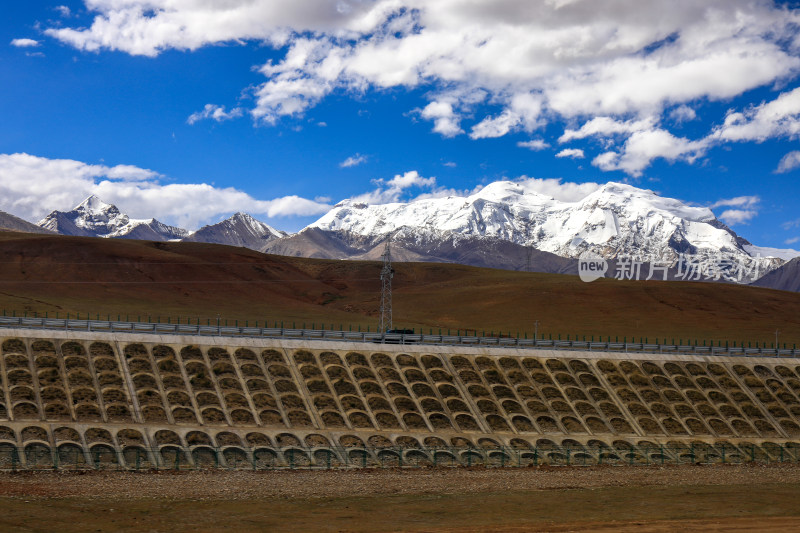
0,315 -> 795,358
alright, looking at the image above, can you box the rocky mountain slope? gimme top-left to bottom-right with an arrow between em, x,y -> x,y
183,212 -> 285,249
751,257 -> 800,292
0,210 -> 54,234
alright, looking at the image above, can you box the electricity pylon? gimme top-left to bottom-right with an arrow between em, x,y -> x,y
379,238 -> 393,334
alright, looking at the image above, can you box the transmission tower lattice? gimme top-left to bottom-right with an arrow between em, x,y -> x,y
379,238 -> 393,333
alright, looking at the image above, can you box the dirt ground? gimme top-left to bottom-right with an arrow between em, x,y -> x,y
2,230 -> 799,345
0,464 -> 799,532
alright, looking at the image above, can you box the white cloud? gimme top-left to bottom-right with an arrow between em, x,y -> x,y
776,150 -> 800,174
349,170 -> 437,204
669,105 -> 697,123
443,161 -> 457,167
386,171 -> 436,189
555,148 -> 585,159
11,38 -> 39,48
56,5 -> 71,17
559,117 -> 657,143
517,139 -> 550,151
710,196 -> 760,210
710,195 -> 760,226
470,110 -> 521,139
339,153 -> 367,168
786,236 -> 800,245
0,153 -> 330,229
710,87 -> 800,143
186,104 -> 243,125
469,94 -> 544,139
717,209 -> 758,225
46,0 -> 800,157
592,128 -> 708,176
420,101 -> 463,137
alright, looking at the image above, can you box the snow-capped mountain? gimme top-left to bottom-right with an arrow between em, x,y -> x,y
38,196 -> 188,241
26,183 -> 799,283
307,180 -> 795,278
183,212 -> 286,249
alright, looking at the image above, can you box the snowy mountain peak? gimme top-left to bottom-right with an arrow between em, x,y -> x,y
75,195 -> 115,214
580,182 -> 715,223
37,196 -> 187,241
308,179 -> 783,273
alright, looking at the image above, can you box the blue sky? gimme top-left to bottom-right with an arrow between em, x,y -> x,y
2,1 -> 800,249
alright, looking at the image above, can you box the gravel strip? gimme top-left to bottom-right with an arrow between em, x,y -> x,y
0,464 -> 798,501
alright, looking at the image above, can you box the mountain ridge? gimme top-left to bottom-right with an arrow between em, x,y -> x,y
27,183 -> 800,280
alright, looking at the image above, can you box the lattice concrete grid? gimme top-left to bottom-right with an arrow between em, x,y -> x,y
1,328 -> 800,469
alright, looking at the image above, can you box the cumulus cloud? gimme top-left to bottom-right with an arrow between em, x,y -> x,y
56,5 -> 71,17
45,2 -> 800,156
0,153 -> 330,229
386,171 -> 436,189
186,104 -> 243,125
710,87 -> 800,143
776,150 -> 800,174
555,148 -> 585,159
420,101 -> 463,137
10,38 -> 39,47
592,128 -> 708,176
517,139 -> 550,151
710,195 -> 760,226
339,153 -> 367,168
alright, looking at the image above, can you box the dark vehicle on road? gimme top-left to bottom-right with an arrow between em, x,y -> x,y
373,328 -> 416,344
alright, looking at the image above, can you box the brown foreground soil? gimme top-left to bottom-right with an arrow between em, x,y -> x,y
0,465 -> 798,532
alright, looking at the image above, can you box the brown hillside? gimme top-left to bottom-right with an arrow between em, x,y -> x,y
0,231 -> 797,346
